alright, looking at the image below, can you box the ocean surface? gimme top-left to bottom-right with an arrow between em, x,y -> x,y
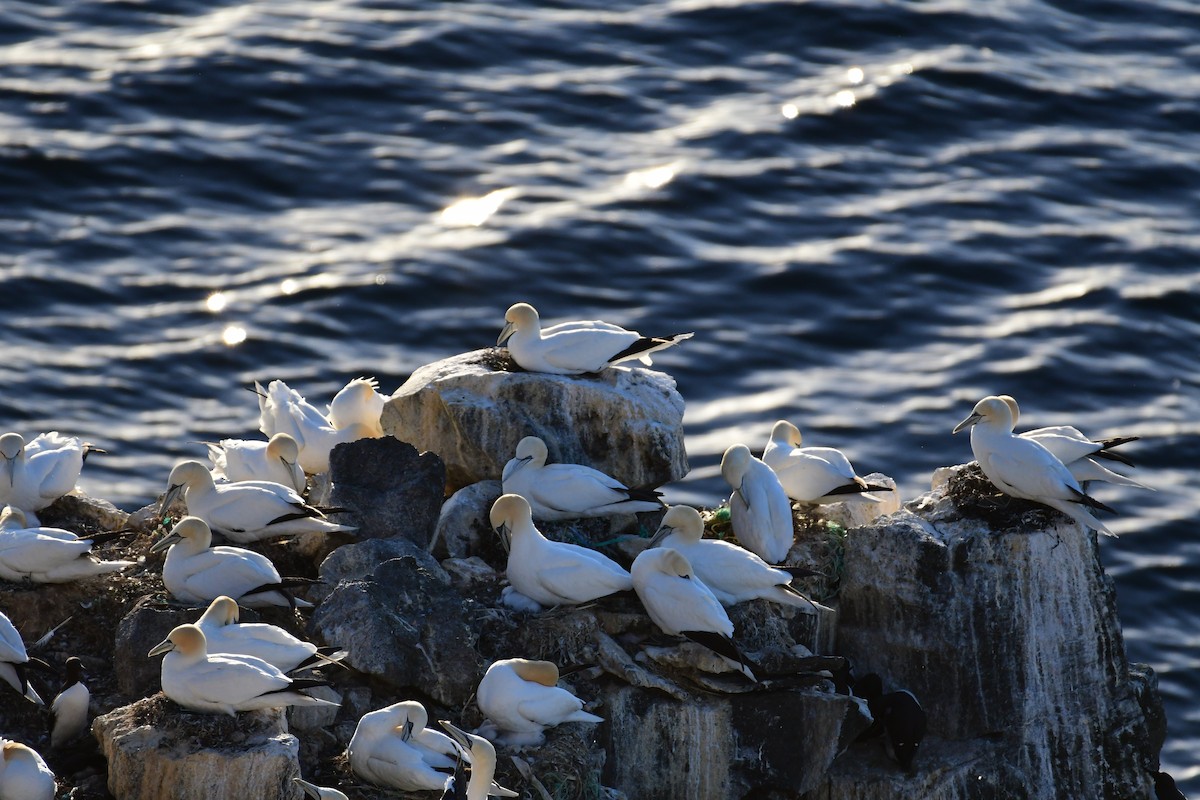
1,0 -> 1197,789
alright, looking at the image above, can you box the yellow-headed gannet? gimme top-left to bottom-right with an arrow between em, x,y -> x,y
648,505 -> 827,613
721,444 -> 793,564
0,431 -> 101,513
50,657 -> 90,749
439,721 -> 519,800
148,623 -> 339,716
490,494 -> 633,611
762,420 -> 891,504
193,596 -> 345,672
953,396 -> 1116,536
0,739 -> 56,800
160,460 -> 354,544
476,657 -> 603,747
206,432 -> 307,495
348,700 -> 463,792
630,547 -> 757,681
997,395 -> 1148,489
0,611 -> 48,706
151,517 -> 310,609
496,302 -> 693,375
501,436 -> 663,521
294,777 -> 349,800
256,378 -> 384,474
0,506 -> 134,584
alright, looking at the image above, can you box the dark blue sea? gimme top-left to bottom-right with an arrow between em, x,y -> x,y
1,0 -> 1196,789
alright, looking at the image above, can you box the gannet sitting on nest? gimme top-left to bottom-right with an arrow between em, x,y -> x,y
193,596 -> 345,672
0,738 -> 56,800
762,420 -> 891,504
256,378 -> 385,474
475,657 -> 603,747
206,432 -> 307,495
721,444 -> 793,564
348,700 -> 464,792
0,431 -> 102,513
0,506 -> 135,584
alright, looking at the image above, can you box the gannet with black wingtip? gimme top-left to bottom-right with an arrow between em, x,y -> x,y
476,658 -> 603,747
193,596 -> 346,673
49,657 -> 89,749
0,431 -> 100,513
439,721 -> 520,800
490,494 -> 633,612
206,433 -> 307,495
160,460 -> 354,544
501,436 -> 664,521
997,395 -> 1148,490
496,302 -> 693,375
762,420 -> 891,504
294,777 -> 349,800
348,700 -> 463,792
648,505 -> 827,613
953,396 -> 1117,536
0,506 -> 135,584
630,547 -> 757,681
256,378 -> 384,474
148,623 -> 339,716
721,444 -> 793,564
0,739 -> 56,800
151,516 -> 310,609
0,611 -> 47,706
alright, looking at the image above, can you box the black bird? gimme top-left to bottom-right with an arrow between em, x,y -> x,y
1155,771 -> 1189,800
853,672 -> 927,773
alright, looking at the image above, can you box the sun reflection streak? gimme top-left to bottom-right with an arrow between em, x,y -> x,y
438,188 -> 518,227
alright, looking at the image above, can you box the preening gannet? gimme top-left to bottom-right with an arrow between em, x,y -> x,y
0,431 -> 100,512
490,494 -> 633,611
501,436 -> 663,521
348,700 -> 463,792
496,302 -> 692,375
721,444 -> 793,564
476,658 -> 603,747
193,596 -> 345,672
206,432 -> 307,495
762,420 -> 890,504
0,738 -> 55,800
256,378 -> 384,474
0,506 -> 134,584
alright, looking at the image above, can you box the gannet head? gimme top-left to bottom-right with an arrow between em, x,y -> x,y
265,432 -> 301,467
514,436 -> 548,467
952,396 -> 1014,434
649,505 -> 705,548
197,596 -> 240,628
327,378 -> 385,433
635,545 -> 694,581
490,493 -> 532,554
148,623 -> 208,658
160,460 -> 212,516
999,395 -> 1020,426
293,778 -> 349,800
385,700 -> 429,742
497,302 -> 539,346
440,721 -> 517,797
508,658 -> 560,687
0,505 -> 27,531
150,515 -> 213,554
0,433 -> 24,486
720,444 -> 752,495
770,420 -> 803,449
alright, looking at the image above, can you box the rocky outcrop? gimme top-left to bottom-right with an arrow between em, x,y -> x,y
327,436 -> 445,545
382,348 -> 688,492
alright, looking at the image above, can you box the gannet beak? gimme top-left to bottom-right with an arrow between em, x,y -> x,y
735,485 -> 749,510
439,720 -> 471,750
952,412 -> 982,434
501,456 -> 532,482
399,718 -> 414,742
496,522 -> 511,554
159,483 -> 184,517
147,637 -> 175,657
647,524 -> 672,548
3,455 -> 14,486
497,321 -> 516,346
148,531 -> 181,555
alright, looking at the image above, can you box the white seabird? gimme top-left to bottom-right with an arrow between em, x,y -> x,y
256,378 -> 384,474
490,494 -> 633,612
721,444 -> 794,564
630,547 -> 757,681
0,611 -> 46,706
0,506 -> 135,584
348,700 -> 464,792
648,505 -> 827,613
148,623 -> 339,716
193,596 -> 345,673
501,436 -> 664,521
206,432 -> 307,495
761,420 -> 890,504
997,395 -> 1148,489
150,516 -> 310,609
439,721 -> 520,800
160,460 -> 354,544
0,431 -> 100,513
294,777 -> 349,800
50,657 -> 90,749
475,657 -> 603,747
0,739 -> 56,800
496,302 -> 693,375
952,396 -> 1116,536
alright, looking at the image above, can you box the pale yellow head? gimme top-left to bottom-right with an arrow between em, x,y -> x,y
509,658 -> 560,687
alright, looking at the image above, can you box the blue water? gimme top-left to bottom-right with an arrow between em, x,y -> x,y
1,0 -> 1197,789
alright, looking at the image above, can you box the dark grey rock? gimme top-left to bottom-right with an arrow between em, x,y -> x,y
328,436 -> 445,546
114,596 -> 202,699
432,480 -> 503,560
312,537 -> 447,605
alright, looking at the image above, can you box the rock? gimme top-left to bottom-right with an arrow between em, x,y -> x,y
93,694 -> 301,800
308,556 -> 482,706
441,556 -> 501,592
327,436 -> 445,545
382,348 -> 688,493
114,596 -> 203,699
287,684 -> 342,732
823,462 -> 1156,799
312,537 -> 447,605
39,492 -> 131,534
432,480 -> 503,560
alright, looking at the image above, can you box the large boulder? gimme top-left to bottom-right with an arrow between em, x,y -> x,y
382,348 -> 688,492
327,436 -> 445,545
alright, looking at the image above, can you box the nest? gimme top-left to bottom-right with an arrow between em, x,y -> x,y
945,462 -> 1067,534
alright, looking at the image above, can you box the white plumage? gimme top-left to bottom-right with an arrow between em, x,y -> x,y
496,302 -> 692,375
193,596 -> 344,672
256,378 -> 385,474
440,722 -> 519,800
648,505 -> 826,613
501,436 -> 663,521
0,431 -> 95,513
762,420 -> 886,504
0,611 -> 43,706
489,494 -> 633,611
0,506 -> 134,584
0,739 -> 55,800
721,444 -> 794,564
147,623 -> 339,716
476,657 -> 603,747
294,777 -> 349,800
348,700 -> 463,792
206,432 -> 306,495
953,396 -> 1116,536
160,460 -> 353,544
151,516 -> 306,609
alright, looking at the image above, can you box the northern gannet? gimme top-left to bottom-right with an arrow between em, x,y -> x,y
501,436 -> 663,521
348,700 -> 463,792
0,431 -> 100,512
256,378 -> 384,474
496,302 -> 692,375
762,420 -> 890,504
490,494 -> 633,611
206,432 -> 307,495
193,596 -> 345,672
476,658 -> 603,747
439,721 -> 519,800
294,777 -> 349,800
0,739 -> 55,800
0,611 -> 47,705
721,444 -> 793,564
0,506 -> 135,584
